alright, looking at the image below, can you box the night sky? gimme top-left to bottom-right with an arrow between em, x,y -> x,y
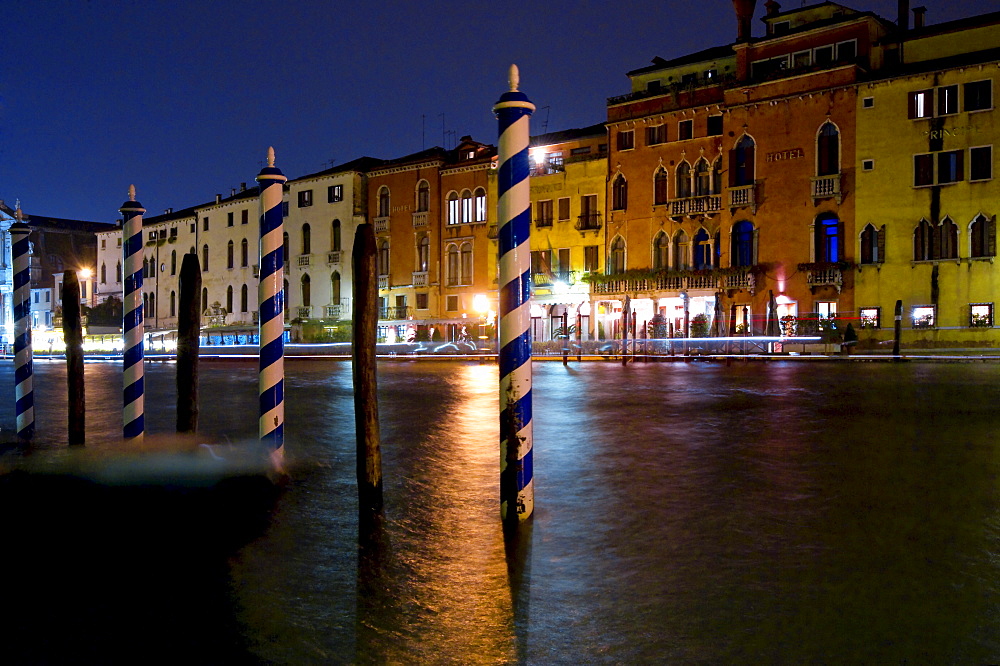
6,0 -> 998,222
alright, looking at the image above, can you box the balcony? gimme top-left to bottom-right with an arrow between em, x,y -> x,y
412,271 -> 428,287
811,174 -> 842,203
297,306 -> 312,319
575,213 -> 602,231
533,273 -> 552,287
669,195 -> 722,217
535,217 -> 553,228
380,305 -> 411,320
324,302 -> 348,319
377,275 -> 389,290
722,269 -> 755,293
488,225 -> 498,239
592,267 -> 757,296
374,216 -> 389,234
412,211 -> 429,228
297,255 -> 310,267
802,263 -> 845,293
252,264 -> 259,278
728,184 -> 756,211
327,251 -> 342,264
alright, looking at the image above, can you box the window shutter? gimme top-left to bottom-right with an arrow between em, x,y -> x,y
745,146 -> 756,182
729,150 -> 737,187
752,228 -> 760,265
877,225 -> 886,263
989,216 -> 997,257
930,223 -> 940,260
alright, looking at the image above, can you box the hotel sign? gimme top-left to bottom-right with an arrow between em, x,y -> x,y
765,148 -> 805,162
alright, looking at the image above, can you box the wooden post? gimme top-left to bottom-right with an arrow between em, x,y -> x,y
576,310 -> 582,363
176,253 -> 201,433
893,299 -> 902,358
353,222 -> 383,516
63,271 -> 85,446
561,311 -> 568,366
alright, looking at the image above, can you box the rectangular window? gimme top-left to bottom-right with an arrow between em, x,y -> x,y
242,209 -> 248,224
836,39 -> 857,62
536,200 -> 553,227
530,249 -> 552,275
914,154 -> 934,186
34,291 -> 39,303
617,130 -> 634,151
970,303 -> 993,327
170,227 -> 178,237
475,191 -> 487,222
908,89 -> 933,119
965,80 -> 992,112
547,152 -> 564,173
860,307 -> 880,329
792,50 -> 812,69
558,197 -> 570,221
202,217 -> 209,231
678,119 -> 693,141
938,149 -> 963,184
706,115 -> 723,136
912,305 -> 936,328
446,295 -> 459,312
282,201 -> 289,217
814,45 -> 834,66
149,231 -> 156,241
101,239 -> 106,249
298,190 -> 313,207
704,68 -> 718,81
862,159 -> 875,171
557,248 -> 571,280
970,146 -> 992,181
227,212 -> 234,227
45,291 -> 50,302
862,97 -> 874,109
646,125 -> 666,145
937,84 -> 959,116
416,293 -> 428,310
571,146 -> 592,156
584,245 -> 599,272
328,184 -> 343,202
815,302 -> 837,330
774,21 -> 790,35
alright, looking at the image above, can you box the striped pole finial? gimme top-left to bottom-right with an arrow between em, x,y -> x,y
11,208 -> 34,442
120,185 -> 146,441
494,64 -> 535,524
256,147 -> 288,465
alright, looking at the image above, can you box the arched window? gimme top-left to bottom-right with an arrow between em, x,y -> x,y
377,186 -> 390,217
224,285 -> 232,313
971,214 -> 995,258
416,180 -> 430,212
149,292 -> 156,318
377,240 -> 389,276
653,168 -> 669,206
939,217 -> 958,259
241,284 -> 249,313
446,244 -> 460,285
227,240 -> 235,269
143,293 -> 148,317
694,228 -> 712,269
202,245 -> 209,271
418,235 -> 430,272
447,191 -> 460,225
461,189 -> 473,224
914,219 -> 933,261
712,157 -> 723,195
282,232 -> 289,264
460,242 -> 473,284
170,250 -> 176,275
100,263 -> 107,284
170,290 -> 176,317
653,232 -> 669,270
474,187 -> 487,222
143,257 -> 149,278
612,174 -> 628,211
116,261 -> 122,283
694,159 -> 711,197
731,135 -> 756,186
241,238 -> 249,267
676,161 -> 692,199
202,287 -> 208,309
301,274 -> 311,307
815,213 -> 841,262
331,271 -> 341,305
860,223 -> 883,264
301,223 -> 311,255
283,279 -> 289,321
332,219 -> 341,251
609,236 -> 626,274
673,230 -> 689,270
817,122 -> 840,177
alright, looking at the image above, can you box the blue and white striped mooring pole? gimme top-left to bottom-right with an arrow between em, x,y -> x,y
256,147 -> 287,467
120,185 -> 146,442
494,64 -> 535,524
11,208 -> 34,442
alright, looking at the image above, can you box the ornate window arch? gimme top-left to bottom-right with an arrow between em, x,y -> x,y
731,134 -> 756,186
446,191 -> 461,225
676,160 -> 692,199
301,273 -> 311,307
609,235 -> 626,273
611,173 -> 628,211
815,213 -> 842,262
693,228 -> 713,269
970,213 -> 996,258
377,240 -> 389,276
227,240 -> 234,269
331,219 -> 342,251
652,231 -> 669,270
653,167 -> 669,206
416,180 -> 430,212
301,223 -> 311,255
816,121 -> 841,177
694,158 -> 711,197
377,186 -> 390,217
672,230 -> 689,270
731,220 -> 756,267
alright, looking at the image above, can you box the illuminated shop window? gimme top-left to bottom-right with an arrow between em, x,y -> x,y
970,303 -> 993,328
860,307 -> 880,329
912,305 -> 936,328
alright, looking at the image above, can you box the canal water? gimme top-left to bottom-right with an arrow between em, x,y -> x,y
2,358 -> 1000,663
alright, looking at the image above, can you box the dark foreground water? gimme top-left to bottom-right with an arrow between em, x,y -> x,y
2,358 -> 1000,663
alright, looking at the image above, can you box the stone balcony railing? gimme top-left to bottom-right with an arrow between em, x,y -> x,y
297,306 -> 312,319
592,267 -> 757,296
377,275 -> 389,290
327,251 -> 342,264
811,174 -> 842,203
412,271 -> 428,287
803,264 -> 845,293
669,194 -> 722,216
324,301 -> 349,319
412,211 -> 429,228
728,184 -> 756,210
374,216 -> 389,234
297,255 -> 310,267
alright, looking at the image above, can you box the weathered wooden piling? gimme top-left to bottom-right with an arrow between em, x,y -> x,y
176,253 -> 201,433
63,270 -> 84,445
352,222 -> 383,515
893,299 -> 902,358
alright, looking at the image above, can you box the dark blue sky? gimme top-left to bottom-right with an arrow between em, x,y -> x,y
6,0 -> 997,222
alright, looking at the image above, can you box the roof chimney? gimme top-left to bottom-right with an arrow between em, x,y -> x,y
765,0 -> 780,17
913,6 -> 926,29
164,208 -> 173,214
897,0 -> 909,30
240,182 -> 247,192
732,0 -> 758,41
215,194 -> 222,204
230,188 -> 236,197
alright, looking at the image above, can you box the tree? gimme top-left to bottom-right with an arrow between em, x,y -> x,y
87,296 -> 123,326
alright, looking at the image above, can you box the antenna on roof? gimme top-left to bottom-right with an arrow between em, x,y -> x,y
539,106 -> 551,134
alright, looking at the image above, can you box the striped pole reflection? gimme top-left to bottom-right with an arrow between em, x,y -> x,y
11,209 -> 34,442
256,147 -> 287,464
493,64 -> 535,524
120,185 -> 146,442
